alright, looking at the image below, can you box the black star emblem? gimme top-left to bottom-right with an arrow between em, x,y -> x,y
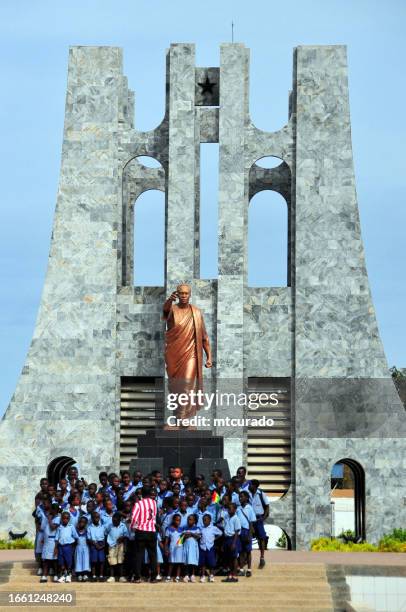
198,76 -> 216,95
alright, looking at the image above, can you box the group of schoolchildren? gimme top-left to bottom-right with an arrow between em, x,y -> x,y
34,464 -> 270,584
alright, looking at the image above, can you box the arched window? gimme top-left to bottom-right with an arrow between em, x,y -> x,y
331,458 -> 365,541
134,190 -> 165,286
47,456 -> 76,487
248,190 -> 288,287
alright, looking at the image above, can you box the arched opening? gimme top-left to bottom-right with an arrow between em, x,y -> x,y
331,458 -> 365,542
47,456 -> 76,487
248,190 -> 288,286
255,156 -> 283,169
136,156 -> 162,168
134,190 -> 165,286
253,524 -> 292,550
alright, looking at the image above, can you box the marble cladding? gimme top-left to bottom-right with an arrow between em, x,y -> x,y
0,43 -> 404,550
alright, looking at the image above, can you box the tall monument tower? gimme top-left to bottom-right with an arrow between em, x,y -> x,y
1,43 -> 405,549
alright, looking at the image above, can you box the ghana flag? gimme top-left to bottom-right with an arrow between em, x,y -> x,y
211,491 -> 220,504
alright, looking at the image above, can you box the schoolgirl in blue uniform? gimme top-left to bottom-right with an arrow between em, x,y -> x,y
106,475 -> 121,507
67,493 -> 81,528
176,500 -> 189,528
40,504 -> 60,583
185,493 -> 199,513
81,500 -> 96,523
198,514 -> 222,582
195,498 -> 210,528
237,491 -> 256,577
87,511 -> 107,581
164,514 -> 184,583
160,498 -> 177,533
81,483 -> 97,509
182,514 -> 200,582
120,471 -> 137,501
216,494 -> 231,529
74,516 -> 90,581
156,479 -> 173,510
221,503 -> 241,583
55,511 -> 78,583
57,478 -> 70,504
34,498 -> 49,574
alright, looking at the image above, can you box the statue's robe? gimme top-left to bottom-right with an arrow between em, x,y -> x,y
164,303 -> 208,419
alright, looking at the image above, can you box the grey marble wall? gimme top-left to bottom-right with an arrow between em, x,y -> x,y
292,45 -> 406,548
1,43 -> 404,551
0,47 -> 126,535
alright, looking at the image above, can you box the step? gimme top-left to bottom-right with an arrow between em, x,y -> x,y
71,593 -> 332,601
0,581 -> 331,596
0,607 -> 334,612
6,576 -> 331,583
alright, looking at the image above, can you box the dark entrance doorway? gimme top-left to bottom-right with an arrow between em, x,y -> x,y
331,458 -> 365,542
47,456 -> 76,487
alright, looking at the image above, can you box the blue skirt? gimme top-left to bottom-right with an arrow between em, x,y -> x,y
183,538 -> 199,566
41,536 -> 57,561
35,530 -> 44,555
169,543 -> 184,564
75,544 -> 90,572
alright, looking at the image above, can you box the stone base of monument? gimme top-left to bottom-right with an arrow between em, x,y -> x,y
130,429 -> 230,480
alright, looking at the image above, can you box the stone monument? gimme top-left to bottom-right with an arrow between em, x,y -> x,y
1,43 -> 405,549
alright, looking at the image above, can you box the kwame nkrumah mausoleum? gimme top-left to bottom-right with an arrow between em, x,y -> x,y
0,43 -> 405,549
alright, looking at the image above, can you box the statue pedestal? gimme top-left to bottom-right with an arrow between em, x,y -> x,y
129,430 -> 230,480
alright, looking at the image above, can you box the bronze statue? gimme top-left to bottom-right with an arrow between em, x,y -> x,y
163,284 -> 212,425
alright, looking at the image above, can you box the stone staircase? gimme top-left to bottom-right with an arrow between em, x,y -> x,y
0,559 -> 336,611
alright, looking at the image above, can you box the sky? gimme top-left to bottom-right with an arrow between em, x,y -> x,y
0,0 -> 405,417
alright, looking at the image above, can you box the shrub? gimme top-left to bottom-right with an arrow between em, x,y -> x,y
0,538 -> 34,550
311,531 -> 406,553
338,529 -> 358,543
386,528 -> 406,543
311,537 -> 378,552
276,532 -> 288,549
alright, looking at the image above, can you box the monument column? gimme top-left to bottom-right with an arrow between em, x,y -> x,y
166,43 -> 198,288
216,44 -> 250,472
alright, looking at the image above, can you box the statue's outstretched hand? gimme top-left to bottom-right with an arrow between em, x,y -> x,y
169,291 -> 178,302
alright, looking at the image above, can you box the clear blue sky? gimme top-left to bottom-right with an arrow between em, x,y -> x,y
1,0 -> 405,417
